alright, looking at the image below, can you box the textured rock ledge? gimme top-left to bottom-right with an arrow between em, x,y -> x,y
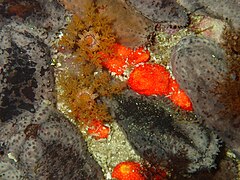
0,102 -> 104,179
171,35 -> 240,157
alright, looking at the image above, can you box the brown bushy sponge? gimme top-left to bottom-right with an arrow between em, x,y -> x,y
57,4 -> 126,124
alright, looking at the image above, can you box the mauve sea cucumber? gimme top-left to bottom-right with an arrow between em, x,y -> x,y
0,102 -> 104,179
171,35 -> 240,157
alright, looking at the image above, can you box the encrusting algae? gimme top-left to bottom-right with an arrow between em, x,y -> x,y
56,3 -> 126,127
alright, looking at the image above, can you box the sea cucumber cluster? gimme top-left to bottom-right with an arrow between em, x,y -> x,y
107,90 -> 220,173
170,35 -> 240,157
125,0 -> 189,27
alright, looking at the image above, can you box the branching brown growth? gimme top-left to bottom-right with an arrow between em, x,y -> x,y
58,2 -> 116,66
57,63 -> 126,123
56,2 -> 126,125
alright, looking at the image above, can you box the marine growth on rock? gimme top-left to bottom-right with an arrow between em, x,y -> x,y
125,0 -> 189,27
0,103 -> 104,179
170,35 -> 240,157
0,0 -> 105,178
178,0 -> 240,30
106,90 -> 220,174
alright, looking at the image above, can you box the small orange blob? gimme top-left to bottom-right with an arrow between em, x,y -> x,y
128,64 -> 171,95
128,47 -> 150,65
113,43 -> 133,59
112,161 -> 145,180
168,79 -> 193,111
102,56 -> 127,75
100,43 -> 150,75
85,34 -> 95,46
87,119 -> 110,140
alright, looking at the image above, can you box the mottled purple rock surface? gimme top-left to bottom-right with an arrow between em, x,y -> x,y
171,35 -> 240,157
0,0 -> 104,179
0,103 -> 104,179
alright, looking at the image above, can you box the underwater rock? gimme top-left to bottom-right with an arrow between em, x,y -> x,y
0,2 -> 104,178
191,156 -> 239,180
59,0 -> 155,48
178,0 -> 240,30
0,102 -> 104,179
26,0 -> 67,32
107,90 -> 220,173
58,0 -> 93,17
125,0 -> 189,27
0,21 -> 56,122
97,0 -> 155,48
170,35 -> 240,157
0,0 -> 67,33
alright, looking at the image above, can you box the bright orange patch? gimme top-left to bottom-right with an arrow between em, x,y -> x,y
168,79 -> 193,111
128,47 -> 150,65
128,64 -> 171,95
100,43 -> 150,75
112,161 -> 145,180
87,119 -> 110,139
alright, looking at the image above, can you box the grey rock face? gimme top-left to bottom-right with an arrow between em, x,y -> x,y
107,90 -> 220,173
125,0 -> 189,26
171,35 -> 240,157
0,103 -> 104,179
0,21 -> 55,122
0,1 -> 104,178
178,0 -> 240,30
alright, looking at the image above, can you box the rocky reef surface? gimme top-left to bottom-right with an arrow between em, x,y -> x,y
171,35 -> 240,157
0,21 -> 55,122
125,0 -> 189,27
0,0 -> 239,179
178,0 -> 240,30
106,90 -> 220,174
0,0 -> 104,179
0,103 -> 104,179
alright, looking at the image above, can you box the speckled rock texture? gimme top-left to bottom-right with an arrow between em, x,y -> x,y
0,21 -> 56,122
125,0 -> 189,27
107,90 -> 220,174
0,0 -> 104,179
0,0 -> 68,35
178,0 -> 240,30
0,103 -> 104,179
170,35 -> 240,157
